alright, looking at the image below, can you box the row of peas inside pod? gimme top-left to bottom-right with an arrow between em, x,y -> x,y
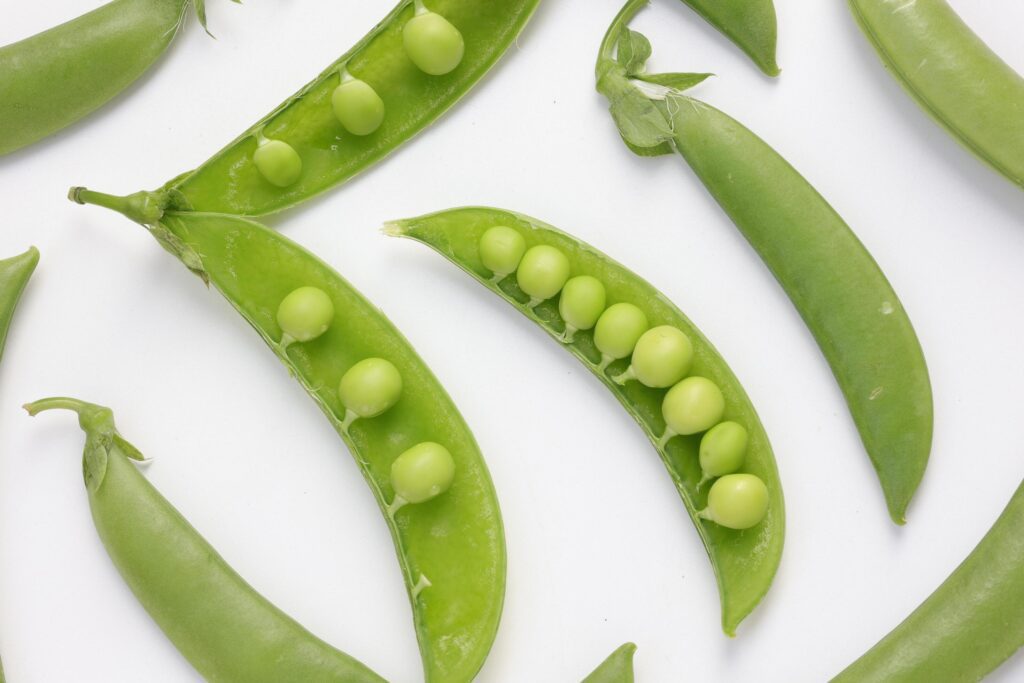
276,286 -> 456,513
479,226 -> 769,530
253,1 -> 465,188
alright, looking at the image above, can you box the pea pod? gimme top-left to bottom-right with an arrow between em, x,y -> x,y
387,206 -> 784,635
597,0 -> 932,525
582,643 -> 637,682
0,0 -> 234,157
677,0 -> 779,76
69,188 -> 505,682
833,478 -> 1024,682
24,397 -> 385,683
114,0 -> 539,217
848,0 -> 1024,189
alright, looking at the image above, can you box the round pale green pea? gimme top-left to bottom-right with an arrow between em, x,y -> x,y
276,286 -> 334,343
253,139 -> 302,187
703,473 -> 769,529
631,325 -> 694,388
662,376 -> 724,436
559,276 -> 606,332
403,11 -> 465,76
332,78 -> 385,136
479,226 -> 526,278
517,245 -> 570,302
699,421 -> 748,477
594,303 -> 648,359
391,442 -> 456,504
338,358 -> 403,418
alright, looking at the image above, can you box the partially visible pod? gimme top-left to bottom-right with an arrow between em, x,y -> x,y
848,0 -> 1024,188
833,478 -> 1024,682
582,643 -> 637,683
69,188 -> 505,683
388,206 -> 785,636
24,397 -> 385,683
677,0 -> 779,76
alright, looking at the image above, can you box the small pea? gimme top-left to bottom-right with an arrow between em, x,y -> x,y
277,286 -> 334,343
403,10 -> 465,76
391,442 -> 456,504
594,303 -> 648,362
338,358 -> 403,419
630,325 -> 694,388
332,77 -> 385,136
701,473 -> 769,529
517,245 -> 570,304
699,421 -> 749,478
253,138 -> 302,187
479,226 -> 526,279
558,276 -> 606,339
662,376 -> 725,436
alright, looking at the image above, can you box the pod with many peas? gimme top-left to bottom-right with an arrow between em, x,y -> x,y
387,206 -> 784,636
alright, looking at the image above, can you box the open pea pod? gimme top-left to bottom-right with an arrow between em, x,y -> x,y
582,643 -> 637,682
676,0 -> 779,76
69,189 -> 505,683
387,207 -> 784,636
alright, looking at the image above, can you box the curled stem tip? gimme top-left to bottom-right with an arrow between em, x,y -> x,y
70,187 -> 165,225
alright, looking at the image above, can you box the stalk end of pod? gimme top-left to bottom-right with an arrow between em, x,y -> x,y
24,397 -> 115,434
380,221 -> 408,238
69,187 -> 166,226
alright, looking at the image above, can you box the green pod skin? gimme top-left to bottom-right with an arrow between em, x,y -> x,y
151,0 -> 540,217
833,479 -> 1024,682
582,643 -> 637,683
0,0 -> 191,156
678,0 -> 779,76
69,188 -> 505,683
387,207 -> 784,636
23,398 -> 385,683
596,1 -> 931,525
848,0 -> 1024,188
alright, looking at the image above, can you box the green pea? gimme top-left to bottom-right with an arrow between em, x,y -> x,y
332,77 -> 385,136
403,10 -> 465,76
662,376 -> 724,436
630,325 -> 693,388
516,245 -> 570,303
699,421 -> 748,478
338,358 -> 403,419
391,442 -> 456,504
276,286 -> 334,343
253,138 -> 302,187
701,473 -> 769,529
559,276 -> 606,337
594,303 -> 648,361
479,226 -> 526,278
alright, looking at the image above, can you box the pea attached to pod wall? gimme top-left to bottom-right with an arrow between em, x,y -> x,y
661,376 -> 725,442
517,245 -> 571,306
390,441 -> 457,513
559,275 -> 607,342
403,1 -> 466,76
332,75 -> 386,136
277,286 -> 335,345
593,303 -> 648,370
701,473 -> 770,530
699,421 -> 749,484
338,357 -> 404,429
479,225 -> 527,280
615,325 -> 693,388
253,138 -> 303,188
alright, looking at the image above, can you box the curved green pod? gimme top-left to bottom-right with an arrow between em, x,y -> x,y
582,643 -> 637,682
597,0 -> 932,525
137,0 -> 541,217
24,397 -> 385,683
848,0 -> 1024,188
678,0 -> 779,76
388,207 -> 784,636
0,0 -> 228,156
833,478 -> 1024,682
69,188 -> 505,683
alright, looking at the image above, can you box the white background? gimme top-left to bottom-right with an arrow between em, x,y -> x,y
1,1 -> 1023,681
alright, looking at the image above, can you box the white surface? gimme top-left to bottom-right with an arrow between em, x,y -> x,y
1,0 -> 1023,681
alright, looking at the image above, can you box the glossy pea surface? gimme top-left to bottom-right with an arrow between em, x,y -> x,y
517,245 -> 570,301
479,225 -> 526,277
392,442 -> 456,504
663,376 -> 724,436
700,421 -> 748,477
704,474 -> 769,530
631,325 -> 693,388
403,10 -> 465,75
339,357 -> 403,418
253,139 -> 303,188
559,275 -> 607,332
277,286 -> 334,343
594,303 -> 648,360
332,78 -> 386,135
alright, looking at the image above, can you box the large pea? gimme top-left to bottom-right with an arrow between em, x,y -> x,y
391,442 -> 456,504
594,303 -> 648,360
479,226 -> 526,278
559,276 -> 606,334
702,473 -> 769,529
662,376 -> 724,435
277,286 -> 334,343
403,10 -> 464,76
332,78 -> 385,135
699,421 -> 748,477
253,138 -> 302,187
631,326 -> 694,388
338,358 -> 403,418
517,245 -> 570,303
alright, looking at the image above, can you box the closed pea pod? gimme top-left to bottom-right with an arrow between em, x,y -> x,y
387,206 -> 784,635
24,398 -> 385,683
675,0 -> 780,76
582,643 -> 637,683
